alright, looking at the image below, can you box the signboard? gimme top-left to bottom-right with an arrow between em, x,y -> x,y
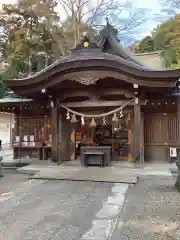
170,148 -> 177,157
30,135 -> 34,142
23,135 -> 28,142
15,136 -> 20,143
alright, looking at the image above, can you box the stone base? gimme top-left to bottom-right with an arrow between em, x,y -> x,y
1,161 -> 29,168
29,166 -> 138,184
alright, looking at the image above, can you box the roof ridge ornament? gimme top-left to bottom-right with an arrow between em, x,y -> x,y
106,17 -> 109,25
99,17 -> 119,41
72,34 -> 101,52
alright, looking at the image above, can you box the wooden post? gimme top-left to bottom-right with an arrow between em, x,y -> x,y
175,97 -> 180,191
128,112 -> 132,161
70,127 -> 76,160
176,96 -> 180,160
51,103 -> 59,162
140,112 -> 144,164
58,112 -> 72,162
178,97 -> 180,146
14,108 -> 20,159
133,98 -> 141,162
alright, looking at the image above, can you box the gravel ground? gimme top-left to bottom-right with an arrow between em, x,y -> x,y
1,168 -> 180,240
0,178 -> 113,240
0,169 -> 28,195
111,175 -> 180,240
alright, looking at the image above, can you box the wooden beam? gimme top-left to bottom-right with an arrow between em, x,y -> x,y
59,89 -> 134,100
60,99 -> 146,108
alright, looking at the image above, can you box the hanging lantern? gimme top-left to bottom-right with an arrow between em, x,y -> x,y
112,113 -> 118,122
103,116 -> 106,125
90,118 -> 96,127
81,116 -> 85,125
66,110 -> 70,120
71,113 -> 77,123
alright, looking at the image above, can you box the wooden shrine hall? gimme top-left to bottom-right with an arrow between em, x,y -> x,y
3,22 -> 180,165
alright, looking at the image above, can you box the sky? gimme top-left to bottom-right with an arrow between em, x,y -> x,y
134,0 -> 161,38
0,0 -> 162,39
0,0 -> 16,6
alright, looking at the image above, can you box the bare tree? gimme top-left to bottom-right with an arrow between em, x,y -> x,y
158,0 -> 180,18
41,0 -> 150,55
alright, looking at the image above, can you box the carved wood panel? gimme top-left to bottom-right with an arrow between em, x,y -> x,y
67,71 -> 99,85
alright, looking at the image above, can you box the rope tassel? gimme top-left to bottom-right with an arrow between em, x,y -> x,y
81,116 -> 85,125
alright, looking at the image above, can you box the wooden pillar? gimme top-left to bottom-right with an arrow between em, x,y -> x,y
58,112 -> 72,162
133,98 -> 141,162
175,97 -> 180,190
13,108 -> 20,159
51,104 -> 59,162
177,97 -> 180,160
14,107 -> 20,137
128,112 -> 133,161
140,112 -> 144,164
70,126 -> 76,160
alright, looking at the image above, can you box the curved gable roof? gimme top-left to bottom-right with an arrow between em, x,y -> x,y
5,48 -> 180,89
4,24 -> 180,94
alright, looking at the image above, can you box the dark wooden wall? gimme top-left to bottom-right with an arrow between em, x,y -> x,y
144,113 -> 179,161
14,116 -> 51,143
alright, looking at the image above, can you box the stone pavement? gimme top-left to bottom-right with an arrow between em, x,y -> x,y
0,176 -> 129,240
111,174 -> 180,240
17,160 -> 178,184
0,164 -> 180,239
31,166 -> 138,184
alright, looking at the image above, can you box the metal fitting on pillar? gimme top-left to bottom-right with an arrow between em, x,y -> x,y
133,84 -> 139,97
134,98 -> 139,105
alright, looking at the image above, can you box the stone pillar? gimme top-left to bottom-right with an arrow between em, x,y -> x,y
133,98 -> 141,162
